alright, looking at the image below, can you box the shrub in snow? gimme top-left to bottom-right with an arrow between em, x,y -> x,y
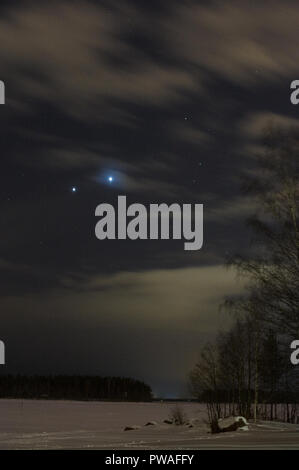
169,405 -> 187,425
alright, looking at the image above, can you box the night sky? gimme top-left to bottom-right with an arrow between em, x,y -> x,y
1,0 -> 299,396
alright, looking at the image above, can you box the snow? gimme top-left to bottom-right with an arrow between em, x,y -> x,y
0,400 -> 297,449
235,416 -> 248,425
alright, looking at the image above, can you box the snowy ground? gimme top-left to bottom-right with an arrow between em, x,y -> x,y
0,399 -> 298,449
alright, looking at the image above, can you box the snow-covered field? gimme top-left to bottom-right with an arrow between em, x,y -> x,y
0,399 -> 298,449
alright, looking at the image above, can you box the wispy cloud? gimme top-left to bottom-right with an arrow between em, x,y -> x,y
0,2 -> 198,119
165,0 -> 299,85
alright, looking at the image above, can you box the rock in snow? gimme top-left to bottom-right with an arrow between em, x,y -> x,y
163,419 -> 174,424
144,421 -> 158,426
217,416 -> 248,433
123,425 -> 141,431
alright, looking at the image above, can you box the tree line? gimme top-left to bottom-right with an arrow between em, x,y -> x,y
190,126 -> 299,427
0,374 -> 153,401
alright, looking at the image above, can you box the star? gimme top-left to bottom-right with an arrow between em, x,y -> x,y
71,186 -> 77,193
108,176 -> 114,183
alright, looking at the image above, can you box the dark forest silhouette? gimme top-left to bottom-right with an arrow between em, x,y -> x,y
0,375 -> 152,402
